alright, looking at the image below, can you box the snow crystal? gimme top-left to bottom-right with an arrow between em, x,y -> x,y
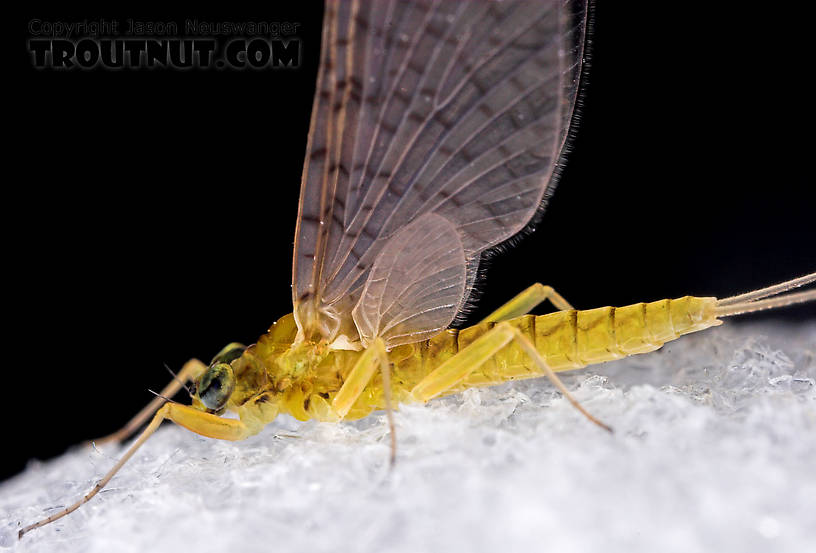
2,322 -> 815,553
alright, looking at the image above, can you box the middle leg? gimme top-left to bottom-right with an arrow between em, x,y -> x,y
331,338 -> 397,464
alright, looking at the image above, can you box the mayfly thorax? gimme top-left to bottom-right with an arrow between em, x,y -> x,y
18,0 -> 816,539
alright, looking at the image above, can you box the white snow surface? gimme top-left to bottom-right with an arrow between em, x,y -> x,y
2,322 -> 815,553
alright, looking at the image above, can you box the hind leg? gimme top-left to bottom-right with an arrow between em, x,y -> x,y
481,283 -> 573,323
410,322 -> 611,432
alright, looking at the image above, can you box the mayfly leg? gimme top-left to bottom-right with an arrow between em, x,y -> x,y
92,359 -> 208,446
481,283 -> 574,324
330,338 -> 397,465
411,322 -> 613,433
376,345 -> 398,467
19,401 -> 256,539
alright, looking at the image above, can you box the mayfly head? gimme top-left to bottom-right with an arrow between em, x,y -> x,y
193,361 -> 236,414
191,342 -> 246,413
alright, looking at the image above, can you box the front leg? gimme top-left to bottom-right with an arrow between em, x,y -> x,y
163,402 -> 256,441
94,343 -> 246,446
93,358 -> 208,446
20,402 -> 257,539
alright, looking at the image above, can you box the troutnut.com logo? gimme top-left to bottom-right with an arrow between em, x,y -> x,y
27,18 -> 302,70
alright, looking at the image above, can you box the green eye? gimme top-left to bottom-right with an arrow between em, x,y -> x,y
197,362 -> 235,411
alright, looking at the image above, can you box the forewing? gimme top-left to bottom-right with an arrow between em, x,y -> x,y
293,0 -> 588,343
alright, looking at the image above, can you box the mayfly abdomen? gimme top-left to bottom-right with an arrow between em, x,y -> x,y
252,297 -> 723,415
452,296 -> 722,391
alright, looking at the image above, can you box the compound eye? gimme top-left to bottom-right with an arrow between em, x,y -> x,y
197,362 -> 235,411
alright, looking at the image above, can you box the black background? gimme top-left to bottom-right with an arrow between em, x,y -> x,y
7,2 -> 815,482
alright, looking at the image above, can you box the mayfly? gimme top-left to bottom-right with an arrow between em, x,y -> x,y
20,0 -> 816,539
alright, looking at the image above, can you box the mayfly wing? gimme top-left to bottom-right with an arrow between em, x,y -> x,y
293,0 -> 589,345
352,212 -> 467,347
291,0 -> 350,339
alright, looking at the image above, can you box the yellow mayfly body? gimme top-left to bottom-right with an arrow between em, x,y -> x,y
18,0 -> 816,539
